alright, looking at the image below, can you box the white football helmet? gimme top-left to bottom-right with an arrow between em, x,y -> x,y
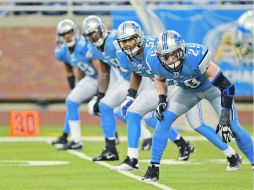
156,30 -> 185,72
117,21 -> 144,56
81,15 -> 108,47
235,10 -> 253,63
56,19 -> 78,47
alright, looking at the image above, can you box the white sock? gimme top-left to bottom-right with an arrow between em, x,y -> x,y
140,119 -> 152,140
128,147 -> 139,159
223,146 -> 236,157
69,120 -> 82,143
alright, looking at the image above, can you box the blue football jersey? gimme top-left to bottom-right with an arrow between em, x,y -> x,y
147,43 -> 213,92
116,36 -> 157,80
54,36 -> 97,79
89,30 -> 131,81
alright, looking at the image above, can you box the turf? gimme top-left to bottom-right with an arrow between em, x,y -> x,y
0,125 -> 253,190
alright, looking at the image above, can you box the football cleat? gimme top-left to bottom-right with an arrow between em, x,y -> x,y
141,137 -> 152,151
177,141 -> 195,161
57,141 -> 83,150
93,149 -> 119,161
51,135 -> 68,145
111,156 -> 139,171
226,153 -> 242,171
141,164 -> 160,182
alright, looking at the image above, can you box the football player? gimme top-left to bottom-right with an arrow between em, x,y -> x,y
82,15 -> 154,160
142,30 -> 254,181
52,19 -> 98,149
113,21 -> 241,171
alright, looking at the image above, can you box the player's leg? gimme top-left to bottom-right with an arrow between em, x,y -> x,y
51,113 -> 69,145
143,111 -> 195,160
185,99 -> 241,171
112,83 -> 158,171
59,76 -> 97,150
142,87 -> 198,181
207,86 -> 254,167
93,78 -> 129,161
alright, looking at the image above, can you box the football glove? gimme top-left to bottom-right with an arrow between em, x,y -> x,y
155,95 -> 167,121
216,108 -> 234,143
120,96 -> 134,117
93,92 -> 105,116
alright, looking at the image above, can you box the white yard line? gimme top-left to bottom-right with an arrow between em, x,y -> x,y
0,136 -> 208,142
67,150 -> 174,190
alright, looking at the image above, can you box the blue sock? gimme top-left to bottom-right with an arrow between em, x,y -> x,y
127,112 -> 142,148
145,113 -> 179,142
144,113 -> 157,128
63,114 -> 70,134
66,99 -> 79,120
151,111 -> 176,163
99,102 -> 116,139
195,124 -> 228,151
63,99 -> 79,134
115,110 -> 127,123
168,127 -> 179,142
230,104 -> 254,164
144,112 -> 179,141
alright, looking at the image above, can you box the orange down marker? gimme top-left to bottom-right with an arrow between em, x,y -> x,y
10,111 -> 40,136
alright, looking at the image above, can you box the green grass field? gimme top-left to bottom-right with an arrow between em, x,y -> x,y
0,125 -> 253,190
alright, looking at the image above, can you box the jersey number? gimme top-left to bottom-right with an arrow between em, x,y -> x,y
184,78 -> 201,88
187,44 -> 201,57
167,78 -> 201,88
77,62 -> 95,76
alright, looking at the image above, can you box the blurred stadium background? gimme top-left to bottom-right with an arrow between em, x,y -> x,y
0,0 -> 252,127
0,1 -> 253,190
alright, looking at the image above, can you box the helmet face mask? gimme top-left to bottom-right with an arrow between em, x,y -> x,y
156,30 -> 185,72
158,48 -> 185,71
56,19 -> 78,47
117,21 -> 144,56
82,15 -> 108,47
84,28 -> 104,46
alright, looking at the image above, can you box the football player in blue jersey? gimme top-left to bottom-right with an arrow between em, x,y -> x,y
81,15 -> 154,161
142,30 -> 254,181
52,19 -> 99,150
51,19 -> 78,146
112,21 -> 197,170
113,21 -> 241,171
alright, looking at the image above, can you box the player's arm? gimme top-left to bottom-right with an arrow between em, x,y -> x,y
155,75 -> 168,96
92,58 -> 110,93
64,63 -> 75,90
91,58 -> 110,115
129,72 -> 142,95
204,61 -> 235,110
204,61 -> 235,142
154,75 -> 168,121
119,72 -> 141,117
